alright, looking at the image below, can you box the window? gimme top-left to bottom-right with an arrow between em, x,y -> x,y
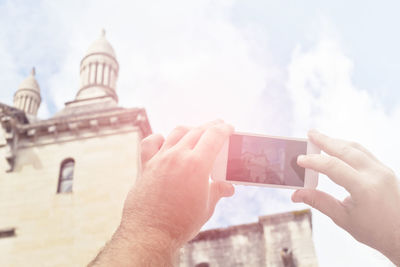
57,158 -> 75,193
0,227 -> 16,238
280,247 -> 295,267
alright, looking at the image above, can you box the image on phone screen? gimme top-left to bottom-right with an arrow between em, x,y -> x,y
226,134 -> 307,186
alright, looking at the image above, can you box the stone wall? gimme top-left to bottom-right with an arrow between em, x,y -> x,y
0,128 -> 141,267
180,210 -> 318,267
181,223 -> 266,267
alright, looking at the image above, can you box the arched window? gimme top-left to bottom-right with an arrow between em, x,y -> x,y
57,158 -> 75,193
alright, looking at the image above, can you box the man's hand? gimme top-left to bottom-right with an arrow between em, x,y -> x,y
122,120 -> 234,245
292,130 -> 400,265
89,120 -> 235,266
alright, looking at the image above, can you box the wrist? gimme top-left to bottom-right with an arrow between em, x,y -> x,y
380,219 -> 400,266
387,229 -> 400,266
90,222 -> 179,266
122,192 -> 189,248
118,220 -> 179,251
116,220 -> 180,263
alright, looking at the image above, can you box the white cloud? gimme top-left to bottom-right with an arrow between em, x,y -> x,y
288,38 -> 400,160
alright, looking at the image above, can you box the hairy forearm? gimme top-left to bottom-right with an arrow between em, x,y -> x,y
88,225 -> 178,267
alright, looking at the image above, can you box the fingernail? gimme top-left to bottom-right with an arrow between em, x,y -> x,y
297,155 -> 306,162
291,190 -> 302,203
308,129 -> 319,137
219,182 -> 235,197
220,123 -> 234,133
226,184 -> 235,196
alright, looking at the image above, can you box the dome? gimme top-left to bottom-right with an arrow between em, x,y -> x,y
14,67 -> 41,117
76,29 -> 119,104
84,29 -> 116,59
17,68 -> 40,93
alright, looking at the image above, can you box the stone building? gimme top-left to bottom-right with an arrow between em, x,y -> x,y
0,31 -> 151,266
180,209 -> 317,267
0,31 -> 317,266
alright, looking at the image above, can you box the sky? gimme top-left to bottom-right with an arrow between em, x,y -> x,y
1,0 -> 400,266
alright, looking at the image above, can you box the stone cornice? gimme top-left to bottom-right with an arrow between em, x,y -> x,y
18,107 -> 151,141
1,105 -> 152,171
0,103 -> 29,124
0,103 -> 29,172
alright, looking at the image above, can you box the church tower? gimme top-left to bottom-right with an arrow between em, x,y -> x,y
13,67 -> 41,117
56,30 -> 123,117
76,29 -> 119,103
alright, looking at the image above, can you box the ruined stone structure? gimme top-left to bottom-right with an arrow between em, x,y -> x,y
180,210 -> 318,267
0,31 -> 317,267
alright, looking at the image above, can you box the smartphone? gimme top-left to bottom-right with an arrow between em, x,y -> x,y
211,132 -> 320,189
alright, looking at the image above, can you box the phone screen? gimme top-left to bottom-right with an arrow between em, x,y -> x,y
226,134 -> 307,186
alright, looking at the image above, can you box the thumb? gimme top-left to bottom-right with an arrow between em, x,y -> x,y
207,181 -> 235,219
292,189 -> 347,227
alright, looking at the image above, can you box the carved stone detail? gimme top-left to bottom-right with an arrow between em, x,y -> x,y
0,103 -> 152,171
0,116 -> 18,172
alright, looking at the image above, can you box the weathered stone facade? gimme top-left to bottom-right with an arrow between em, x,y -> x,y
0,115 -> 149,266
0,31 -> 152,266
180,210 -> 318,267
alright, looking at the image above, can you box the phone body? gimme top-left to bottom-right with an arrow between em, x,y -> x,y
211,132 -> 320,189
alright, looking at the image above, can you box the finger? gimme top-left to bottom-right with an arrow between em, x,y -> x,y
141,134 -> 165,165
342,140 -> 380,163
308,130 -> 373,170
193,123 -> 234,169
175,119 -> 223,150
161,126 -> 190,149
292,189 -> 347,227
207,181 -> 235,219
297,154 -> 361,195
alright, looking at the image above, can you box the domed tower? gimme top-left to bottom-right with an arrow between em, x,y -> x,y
76,29 -> 119,103
13,67 -> 41,116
